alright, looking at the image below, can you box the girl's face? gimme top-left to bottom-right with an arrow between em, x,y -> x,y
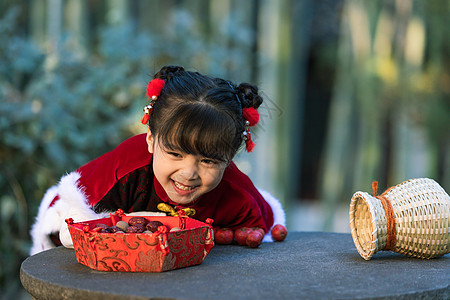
146,130 -> 228,205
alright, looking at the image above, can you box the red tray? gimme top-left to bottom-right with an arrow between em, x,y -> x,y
66,209 -> 214,272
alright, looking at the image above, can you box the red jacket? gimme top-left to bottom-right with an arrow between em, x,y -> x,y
49,134 -> 274,232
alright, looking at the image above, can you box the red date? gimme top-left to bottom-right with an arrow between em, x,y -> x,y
108,226 -> 124,233
128,217 -> 148,226
146,221 -> 164,232
126,225 -> 145,233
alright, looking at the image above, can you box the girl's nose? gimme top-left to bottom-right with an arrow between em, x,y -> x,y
180,159 -> 200,180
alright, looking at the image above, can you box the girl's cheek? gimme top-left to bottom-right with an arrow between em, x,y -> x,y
203,165 -> 221,177
211,169 -> 226,185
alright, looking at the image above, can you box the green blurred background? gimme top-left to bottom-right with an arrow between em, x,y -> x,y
1,0 -> 449,298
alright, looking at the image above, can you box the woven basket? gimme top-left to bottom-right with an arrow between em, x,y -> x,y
349,178 -> 450,260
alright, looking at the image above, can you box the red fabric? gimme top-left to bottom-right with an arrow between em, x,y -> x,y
49,134 -> 274,232
49,195 -> 59,207
77,134 -> 153,206
68,215 -> 214,272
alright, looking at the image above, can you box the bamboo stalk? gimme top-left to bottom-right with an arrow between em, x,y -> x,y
319,0 -> 357,230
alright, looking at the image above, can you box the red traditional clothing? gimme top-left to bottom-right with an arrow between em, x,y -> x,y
30,134 -> 285,255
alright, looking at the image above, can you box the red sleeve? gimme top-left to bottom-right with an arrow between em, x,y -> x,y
216,182 -> 270,231
223,162 -> 274,232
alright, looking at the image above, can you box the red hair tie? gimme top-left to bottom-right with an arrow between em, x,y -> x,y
141,78 -> 165,125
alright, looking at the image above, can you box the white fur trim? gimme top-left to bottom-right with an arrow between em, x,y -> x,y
258,188 -> 286,242
57,172 -> 110,221
30,186 -> 59,255
29,171 -> 110,255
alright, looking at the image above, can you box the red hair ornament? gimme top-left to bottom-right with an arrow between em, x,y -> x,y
141,78 -> 165,125
242,107 -> 259,126
242,107 -> 260,152
244,132 -> 256,152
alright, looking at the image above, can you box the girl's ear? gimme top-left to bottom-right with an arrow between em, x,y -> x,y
146,129 -> 155,154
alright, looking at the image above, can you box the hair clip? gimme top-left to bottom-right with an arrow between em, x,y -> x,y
141,78 -> 165,125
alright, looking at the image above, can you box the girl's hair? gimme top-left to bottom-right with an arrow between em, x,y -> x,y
148,65 -> 263,162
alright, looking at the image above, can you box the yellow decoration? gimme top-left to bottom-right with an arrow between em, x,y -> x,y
157,203 -> 196,217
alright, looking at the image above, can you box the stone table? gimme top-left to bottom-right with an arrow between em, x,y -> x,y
20,232 -> 449,299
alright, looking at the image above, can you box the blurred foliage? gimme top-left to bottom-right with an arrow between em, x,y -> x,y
0,6 -> 252,297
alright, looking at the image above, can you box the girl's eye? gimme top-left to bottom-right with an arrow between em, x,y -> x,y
201,158 -> 217,165
167,152 -> 182,158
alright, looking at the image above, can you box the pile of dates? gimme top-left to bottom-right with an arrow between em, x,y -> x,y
91,217 -> 180,234
214,224 -> 287,248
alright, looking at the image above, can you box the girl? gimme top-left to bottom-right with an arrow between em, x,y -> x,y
30,65 -> 285,255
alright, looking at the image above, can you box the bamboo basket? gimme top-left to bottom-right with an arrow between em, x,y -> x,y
349,178 -> 450,260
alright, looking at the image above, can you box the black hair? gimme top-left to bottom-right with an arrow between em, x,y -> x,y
148,65 -> 263,162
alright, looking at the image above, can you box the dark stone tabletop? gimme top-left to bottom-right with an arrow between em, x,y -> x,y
20,232 -> 449,300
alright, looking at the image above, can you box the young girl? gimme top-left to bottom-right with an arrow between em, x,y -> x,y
30,65 -> 286,255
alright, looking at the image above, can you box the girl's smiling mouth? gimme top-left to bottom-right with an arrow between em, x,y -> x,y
171,180 -> 199,195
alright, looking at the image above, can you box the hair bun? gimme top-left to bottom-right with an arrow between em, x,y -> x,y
238,83 -> 263,109
155,65 -> 185,80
